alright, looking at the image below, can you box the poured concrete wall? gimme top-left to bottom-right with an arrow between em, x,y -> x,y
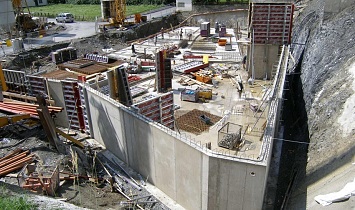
47,80 -> 68,127
189,10 -> 248,28
86,92 -> 128,161
207,157 -> 266,210
86,88 -> 268,210
248,44 -> 280,80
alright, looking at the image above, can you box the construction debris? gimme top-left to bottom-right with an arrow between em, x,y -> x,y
18,165 -> 59,196
0,99 -> 63,118
96,152 -> 166,209
0,114 -> 31,127
218,122 -> 243,149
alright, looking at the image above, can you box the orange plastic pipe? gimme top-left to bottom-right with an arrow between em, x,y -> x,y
0,148 -> 23,162
0,151 -> 29,168
0,163 -> 28,176
0,155 -> 34,171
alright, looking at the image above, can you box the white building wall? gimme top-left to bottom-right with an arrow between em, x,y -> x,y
26,0 -> 48,7
176,0 -> 192,12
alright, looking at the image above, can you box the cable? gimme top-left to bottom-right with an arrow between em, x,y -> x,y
273,137 -> 313,145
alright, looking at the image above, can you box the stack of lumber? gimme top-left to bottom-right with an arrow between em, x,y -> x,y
0,99 -> 63,118
0,148 -> 36,177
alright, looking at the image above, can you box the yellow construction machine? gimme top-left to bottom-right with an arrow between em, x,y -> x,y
12,0 -> 38,34
0,63 -> 7,92
114,0 -> 126,24
100,0 -> 126,28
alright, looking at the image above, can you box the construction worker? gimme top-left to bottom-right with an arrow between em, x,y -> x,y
131,44 -> 135,54
242,55 -> 247,69
238,81 -> 244,98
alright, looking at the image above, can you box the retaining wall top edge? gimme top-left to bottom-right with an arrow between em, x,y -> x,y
83,83 -> 269,166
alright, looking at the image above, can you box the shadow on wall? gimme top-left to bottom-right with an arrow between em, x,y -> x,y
88,93 -> 154,183
89,96 -> 127,161
272,53 -> 310,210
281,55 -> 355,210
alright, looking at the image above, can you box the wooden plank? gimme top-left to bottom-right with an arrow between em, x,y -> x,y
55,128 -> 84,148
3,101 -> 63,111
2,92 -> 55,106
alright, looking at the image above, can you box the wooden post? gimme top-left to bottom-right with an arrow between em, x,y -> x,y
36,93 -> 58,150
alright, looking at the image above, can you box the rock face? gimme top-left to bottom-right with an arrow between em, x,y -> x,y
293,1 -> 355,175
287,0 -> 355,208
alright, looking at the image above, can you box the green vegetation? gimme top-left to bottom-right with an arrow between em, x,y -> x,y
30,4 -> 162,21
0,196 -> 37,210
0,185 -> 37,210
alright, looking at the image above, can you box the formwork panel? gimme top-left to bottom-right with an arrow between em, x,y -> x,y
132,92 -> 174,129
27,75 -> 47,96
2,69 -> 28,94
250,3 -> 294,44
61,80 -> 85,131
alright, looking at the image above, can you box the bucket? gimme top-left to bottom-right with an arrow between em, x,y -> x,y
6,39 -> 12,47
141,16 -> 147,22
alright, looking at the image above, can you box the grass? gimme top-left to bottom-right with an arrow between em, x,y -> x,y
29,4 -> 163,21
0,185 -> 37,210
0,196 -> 37,210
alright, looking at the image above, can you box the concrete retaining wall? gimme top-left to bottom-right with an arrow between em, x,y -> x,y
189,10 -> 248,28
208,157 -> 266,210
47,80 -> 68,127
248,45 -> 280,80
85,88 -> 268,210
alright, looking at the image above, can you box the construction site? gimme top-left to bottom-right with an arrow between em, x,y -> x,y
0,0 -> 354,209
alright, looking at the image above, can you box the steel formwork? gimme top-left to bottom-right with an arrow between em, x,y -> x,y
27,75 -> 47,96
132,92 -> 174,129
249,3 -> 294,44
2,69 -> 28,94
61,80 -> 85,131
2,69 -> 49,97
